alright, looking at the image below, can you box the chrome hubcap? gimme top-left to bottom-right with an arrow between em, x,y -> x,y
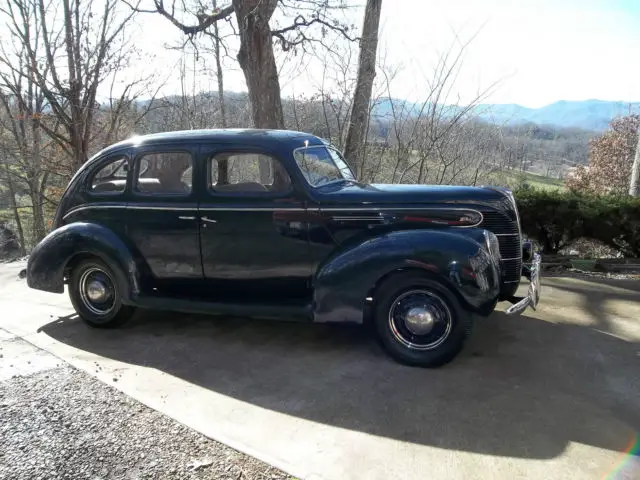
405,307 -> 436,335
86,280 -> 107,302
79,267 -> 115,315
388,289 -> 452,350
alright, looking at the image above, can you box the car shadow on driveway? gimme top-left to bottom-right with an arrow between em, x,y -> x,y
39,281 -> 639,462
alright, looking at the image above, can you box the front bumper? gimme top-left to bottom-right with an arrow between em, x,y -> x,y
505,253 -> 541,315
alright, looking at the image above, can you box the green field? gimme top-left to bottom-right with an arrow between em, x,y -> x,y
486,170 -> 565,191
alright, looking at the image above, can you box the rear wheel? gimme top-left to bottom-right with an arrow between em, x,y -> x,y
373,273 -> 471,367
69,258 -> 135,328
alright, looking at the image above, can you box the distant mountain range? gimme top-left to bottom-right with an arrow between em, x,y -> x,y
371,99 -> 640,132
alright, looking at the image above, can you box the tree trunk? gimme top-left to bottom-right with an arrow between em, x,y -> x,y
233,0 -> 283,129
61,0 -> 85,171
213,0 -> 227,129
29,184 -> 46,244
343,0 -> 382,178
232,0 -> 286,184
213,0 -> 228,183
2,163 -> 27,256
30,115 -> 46,243
629,131 -> 640,196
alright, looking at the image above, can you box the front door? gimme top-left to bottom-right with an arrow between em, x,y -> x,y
198,146 -> 311,303
127,145 -> 202,295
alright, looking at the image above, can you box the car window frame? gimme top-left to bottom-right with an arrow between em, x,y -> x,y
292,144 -> 356,189
206,149 -> 294,199
132,148 -> 195,198
85,153 -> 131,197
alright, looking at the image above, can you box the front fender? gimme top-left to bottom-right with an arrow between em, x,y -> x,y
26,222 -> 140,302
312,229 -> 500,323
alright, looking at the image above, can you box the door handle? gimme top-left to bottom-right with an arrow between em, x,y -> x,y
201,216 -> 217,224
178,215 -> 196,220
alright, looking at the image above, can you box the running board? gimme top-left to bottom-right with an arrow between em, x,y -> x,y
132,296 -> 313,322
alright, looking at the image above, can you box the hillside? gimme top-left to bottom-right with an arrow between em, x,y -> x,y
372,99 -> 640,131
136,92 -> 594,181
476,100 -> 640,131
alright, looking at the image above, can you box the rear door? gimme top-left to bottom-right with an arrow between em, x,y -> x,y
127,144 -> 202,295
198,145 -> 312,303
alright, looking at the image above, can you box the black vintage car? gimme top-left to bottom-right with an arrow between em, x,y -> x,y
27,129 -> 540,367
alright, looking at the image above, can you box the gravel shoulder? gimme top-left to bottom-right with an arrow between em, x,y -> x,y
0,334 -> 292,480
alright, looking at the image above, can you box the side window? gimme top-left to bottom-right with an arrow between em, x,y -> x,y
135,151 -> 193,195
89,156 -> 128,194
209,152 -> 291,194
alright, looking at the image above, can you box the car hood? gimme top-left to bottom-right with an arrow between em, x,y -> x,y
312,181 -> 509,207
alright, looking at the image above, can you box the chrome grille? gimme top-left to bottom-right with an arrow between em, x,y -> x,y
502,258 -> 523,281
479,211 -> 519,234
480,209 -> 522,283
497,235 -> 521,259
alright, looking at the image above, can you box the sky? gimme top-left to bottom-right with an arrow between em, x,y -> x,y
130,0 -> 640,108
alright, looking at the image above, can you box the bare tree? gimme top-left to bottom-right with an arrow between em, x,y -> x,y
1,0 -> 142,173
343,0 -> 381,177
298,43 -> 357,145
0,0 -> 54,244
0,157 -> 27,255
0,0 -> 159,247
212,0 -> 227,128
363,34 -> 499,186
630,130 -> 640,196
129,0 -> 356,130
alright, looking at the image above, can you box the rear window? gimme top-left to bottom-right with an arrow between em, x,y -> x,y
135,152 -> 193,195
89,156 -> 128,194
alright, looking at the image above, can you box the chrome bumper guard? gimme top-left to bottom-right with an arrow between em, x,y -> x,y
505,253 -> 541,315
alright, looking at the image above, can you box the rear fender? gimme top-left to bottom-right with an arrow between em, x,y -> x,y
26,222 -> 140,302
312,229 -> 500,324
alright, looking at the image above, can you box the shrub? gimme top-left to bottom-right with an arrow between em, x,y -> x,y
514,188 -> 640,257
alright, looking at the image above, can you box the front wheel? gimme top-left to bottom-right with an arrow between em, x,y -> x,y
69,258 -> 135,328
373,274 -> 471,367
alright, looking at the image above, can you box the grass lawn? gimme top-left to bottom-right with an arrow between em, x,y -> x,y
486,170 -> 565,191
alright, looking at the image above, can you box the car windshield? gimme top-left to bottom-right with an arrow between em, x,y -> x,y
293,145 -> 356,187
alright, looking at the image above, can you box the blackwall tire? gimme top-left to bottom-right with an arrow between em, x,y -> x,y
68,259 -> 135,328
374,273 -> 471,367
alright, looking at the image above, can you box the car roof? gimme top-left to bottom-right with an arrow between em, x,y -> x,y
105,128 -> 323,152
70,129 -> 329,186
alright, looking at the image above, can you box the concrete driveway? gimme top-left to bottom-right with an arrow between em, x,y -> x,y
1,261 -> 639,480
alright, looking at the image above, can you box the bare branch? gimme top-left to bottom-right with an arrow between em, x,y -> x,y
123,0 -> 234,35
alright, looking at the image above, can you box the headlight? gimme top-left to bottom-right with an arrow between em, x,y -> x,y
483,230 -> 501,261
503,189 -> 523,241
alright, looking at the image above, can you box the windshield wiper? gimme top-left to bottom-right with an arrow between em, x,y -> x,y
315,178 -> 358,188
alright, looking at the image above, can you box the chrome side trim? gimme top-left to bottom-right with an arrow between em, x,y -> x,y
320,206 -> 481,213
199,207 -> 306,212
65,204 -> 485,227
63,203 -> 199,220
128,205 -> 197,211
322,207 -> 484,228
63,204 -> 126,220
500,257 -> 522,261
331,216 -> 385,221
495,233 -> 519,237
